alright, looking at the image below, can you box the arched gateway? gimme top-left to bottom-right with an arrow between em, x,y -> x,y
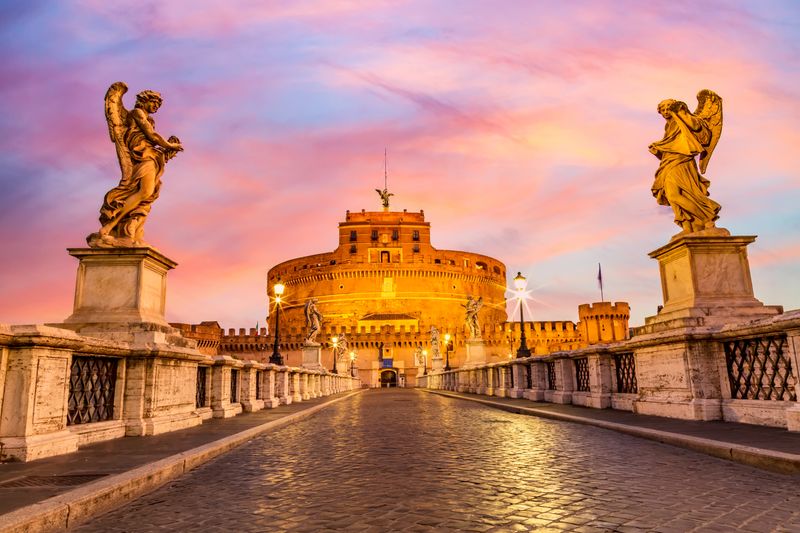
379,369 -> 397,388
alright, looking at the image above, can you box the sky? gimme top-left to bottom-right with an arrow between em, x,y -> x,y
1,0 -> 798,330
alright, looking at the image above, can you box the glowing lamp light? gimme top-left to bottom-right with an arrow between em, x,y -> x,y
332,336 -> 338,347
444,333 -> 451,344
349,350 -> 355,361
513,272 -> 527,294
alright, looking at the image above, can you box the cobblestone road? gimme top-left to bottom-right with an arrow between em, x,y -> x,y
78,390 -> 800,532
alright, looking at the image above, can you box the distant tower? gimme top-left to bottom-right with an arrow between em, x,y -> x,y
577,302 -> 630,344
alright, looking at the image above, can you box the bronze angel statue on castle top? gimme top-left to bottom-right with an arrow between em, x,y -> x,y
649,89 -> 723,235
87,82 -> 183,248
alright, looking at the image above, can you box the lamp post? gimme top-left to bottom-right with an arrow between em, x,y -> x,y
269,279 -> 285,365
444,333 -> 452,371
422,349 -> 428,375
350,350 -> 357,377
514,272 -> 531,358
331,336 -> 339,374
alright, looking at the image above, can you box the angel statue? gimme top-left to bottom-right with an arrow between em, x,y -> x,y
375,188 -> 394,209
335,333 -> 349,361
87,82 -> 184,248
649,89 -> 723,235
303,298 -> 323,344
463,296 -> 483,339
429,326 -> 441,360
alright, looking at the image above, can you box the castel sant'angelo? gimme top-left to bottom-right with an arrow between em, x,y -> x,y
175,190 -> 630,388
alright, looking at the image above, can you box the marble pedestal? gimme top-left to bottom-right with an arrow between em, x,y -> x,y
463,339 -> 487,367
431,356 -> 443,372
301,344 -> 323,370
64,247 -> 177,328
637,231 -> 781,334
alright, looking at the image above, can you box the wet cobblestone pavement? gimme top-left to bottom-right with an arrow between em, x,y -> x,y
77,389 -> 800,532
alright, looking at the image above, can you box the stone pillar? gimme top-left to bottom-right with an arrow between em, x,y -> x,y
276,368 -> 291,405
786,327 -> 800,431
463,339 -> 487,367
508,363 -> 526,398
494,367 -> 506,397
210,356 -> 244,418
263,367 -> 279,408
240,362 -> 265,413
290,371 -> 302,403
526,361 -> 546,401
300,372 -> 311,400
484,367 -> 495,396
301,343 -> 323,370
585,353 -> 612,409
547,359 -> 574,404
0,336 -> 79,461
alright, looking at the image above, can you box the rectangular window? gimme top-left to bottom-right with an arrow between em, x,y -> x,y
391,229 -> 399,241
371,230 -> 378,241
350,244 -> 357,254
412,230 -> 419,241
412,244 -> 420,253
349,230 -> 357,242
381,251 -> 390,263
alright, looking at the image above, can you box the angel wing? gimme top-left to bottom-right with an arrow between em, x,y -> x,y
693,89 -> 723,174
104,81 -> 134,182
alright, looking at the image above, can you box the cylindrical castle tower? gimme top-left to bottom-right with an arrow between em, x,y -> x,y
266,207 -> 508,383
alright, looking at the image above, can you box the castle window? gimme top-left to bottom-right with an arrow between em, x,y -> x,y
330,260 -> 336,265
434,259 -> 441,264
476,261 -> 487,270
371,230 -> 378,241
412,244 -> 420,253
463,259 -> 470,268
381,251 -> 390,263
392,229 -> 399,241
349,230 -> 357,242
412,230 -> 419,241
493,266 -> 501,275
350,244 -> 357,254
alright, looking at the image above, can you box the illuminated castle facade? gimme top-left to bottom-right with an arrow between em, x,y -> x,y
172,200 -> 630,388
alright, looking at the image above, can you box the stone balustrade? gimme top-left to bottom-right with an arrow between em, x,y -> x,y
0,324 -> 359,462
420,309 -> 800,431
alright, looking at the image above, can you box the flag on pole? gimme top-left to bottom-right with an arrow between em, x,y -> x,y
597,263 -> 604,302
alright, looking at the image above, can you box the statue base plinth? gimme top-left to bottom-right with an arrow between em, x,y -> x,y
463,339 -> 487,367
634,232 -> 781,335
64,247 -> 177,329
431,356 -> 443,372
301,344 -> 323,370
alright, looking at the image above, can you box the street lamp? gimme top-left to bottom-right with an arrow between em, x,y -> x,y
331,336 -> 339,374
269,279 -> 285,365
444,333 -> 452,371
422,349 -> 428,375
514,272 -> 531,358
350,350 -> 357,377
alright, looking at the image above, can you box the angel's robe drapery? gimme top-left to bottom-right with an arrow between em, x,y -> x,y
650,113 -> 721,227
99,115 -> 166,238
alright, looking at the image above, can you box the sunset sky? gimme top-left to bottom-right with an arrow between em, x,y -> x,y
1,0 -> 798,329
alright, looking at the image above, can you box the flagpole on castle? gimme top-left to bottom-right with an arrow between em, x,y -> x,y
598,263 -> 604,302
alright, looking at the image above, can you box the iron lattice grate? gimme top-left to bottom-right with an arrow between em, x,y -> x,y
230,369 -> 240,403
196,366 -> 208,408
725,335 -> 796,401
67,356 -> 117,426
574,358 -> 590,392
614,353 -> 638,394
546,361 -> 557,391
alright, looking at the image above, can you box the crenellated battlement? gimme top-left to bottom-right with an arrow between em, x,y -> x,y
577,301 -> 631,345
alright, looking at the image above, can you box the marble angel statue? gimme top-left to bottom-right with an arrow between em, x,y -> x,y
304,298 -> 323,344
649,89 -> 723,235
87,82 -> 183,248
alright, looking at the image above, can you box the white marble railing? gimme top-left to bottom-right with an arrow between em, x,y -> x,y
0,324 -> 359,462
420,310 -> 800,432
